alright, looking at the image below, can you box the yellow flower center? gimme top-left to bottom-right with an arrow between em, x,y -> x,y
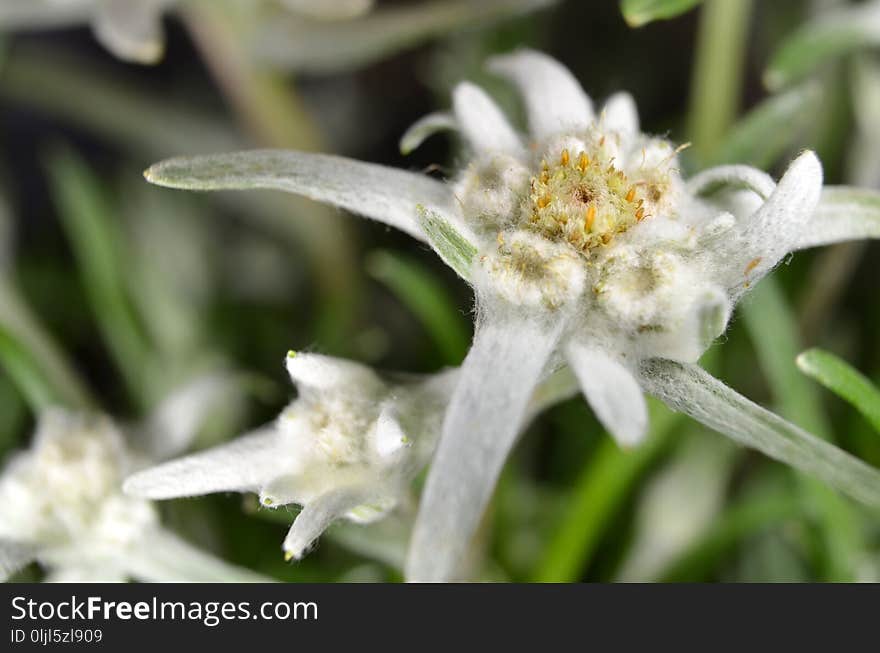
522,142 -> 650,254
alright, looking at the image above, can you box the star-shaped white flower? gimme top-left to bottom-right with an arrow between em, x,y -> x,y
0,385 -> 268,582
144,49 -> 880,582
124,351 -> 457,561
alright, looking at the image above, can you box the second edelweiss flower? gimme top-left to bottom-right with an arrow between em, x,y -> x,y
124,352 -> 456,561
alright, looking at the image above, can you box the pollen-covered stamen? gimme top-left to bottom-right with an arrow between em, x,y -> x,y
522,140 -> 650,254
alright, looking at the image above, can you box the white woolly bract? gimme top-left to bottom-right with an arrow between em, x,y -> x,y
125,353 -> 457,561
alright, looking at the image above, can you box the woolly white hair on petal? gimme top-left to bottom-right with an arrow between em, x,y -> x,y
638,359 -> 880,509
730,151 -> 823,293
123,428 -> 281,499
487,49 -> 594,141
406,314 -> 563,582
452,82 -> 523,157
144,150 -> 454,243
258,474 -> 301,507
795,186 -> 880,250
565,343 -> 648,447
686,165 -> 776,202
373,406 -> 410,458
286,351 -> 383,392
602,92 -> 640,134
283,488 -> 369,560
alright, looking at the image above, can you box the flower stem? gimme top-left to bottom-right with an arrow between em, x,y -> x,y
686,0 -> 754,163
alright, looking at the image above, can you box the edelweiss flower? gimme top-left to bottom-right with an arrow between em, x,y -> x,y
0,0 -> 372,64
124,352 -> 457,561
144,49 -> 880,582
0,398 -> 267,582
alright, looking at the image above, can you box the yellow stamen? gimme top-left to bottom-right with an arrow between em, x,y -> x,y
560,148 -> 570,166
585,205 -> 596,231
577,152 -> 590,172
537,195 -> 552,209
625,187 -> 636,202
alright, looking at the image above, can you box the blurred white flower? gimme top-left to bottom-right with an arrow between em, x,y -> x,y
0,0 -> 373,64
124,352 -> 457,561
0,393 -> 268,582
144,49 -> 880,582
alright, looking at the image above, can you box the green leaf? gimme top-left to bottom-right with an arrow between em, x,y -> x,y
708,83 -> 821,168
620,0 -> 703,27
798,186 -> 880,250
46,147 -> 153,408
797,348 -> 880,435
0,326 -> 62,412
765,6 -> 880,90
0,278 -> 93,411
416,206 -> 478,281
366,250 -> 469,366
640,359 -> 880,510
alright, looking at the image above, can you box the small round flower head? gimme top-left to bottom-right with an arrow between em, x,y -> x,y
0,410 -> 158,573
124,351 -> 457,561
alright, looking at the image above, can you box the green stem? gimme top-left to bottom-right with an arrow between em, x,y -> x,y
686,0 -> 754,162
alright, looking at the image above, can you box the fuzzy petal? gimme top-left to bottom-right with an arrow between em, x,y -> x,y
125,527 -> 272,582
259,474 -> 301,507
795,186 -> 880,250
92,0 -> 167,65
285,351 -> 384,392
373,406 -> 410,458
686,165 -> 776,201
283,488 -> 367,560
123,428 -> 281,499
487,49 -> 594,141
400,112 -> 458,155
565,343 -> 648,447
727,151 -> 822,295
145,150 -> 455,242
452,82 -> 523,156
602,92 -> 639,134
639,359 -> 880,509
0,539 -> 36,581
406,315 -> 562,582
